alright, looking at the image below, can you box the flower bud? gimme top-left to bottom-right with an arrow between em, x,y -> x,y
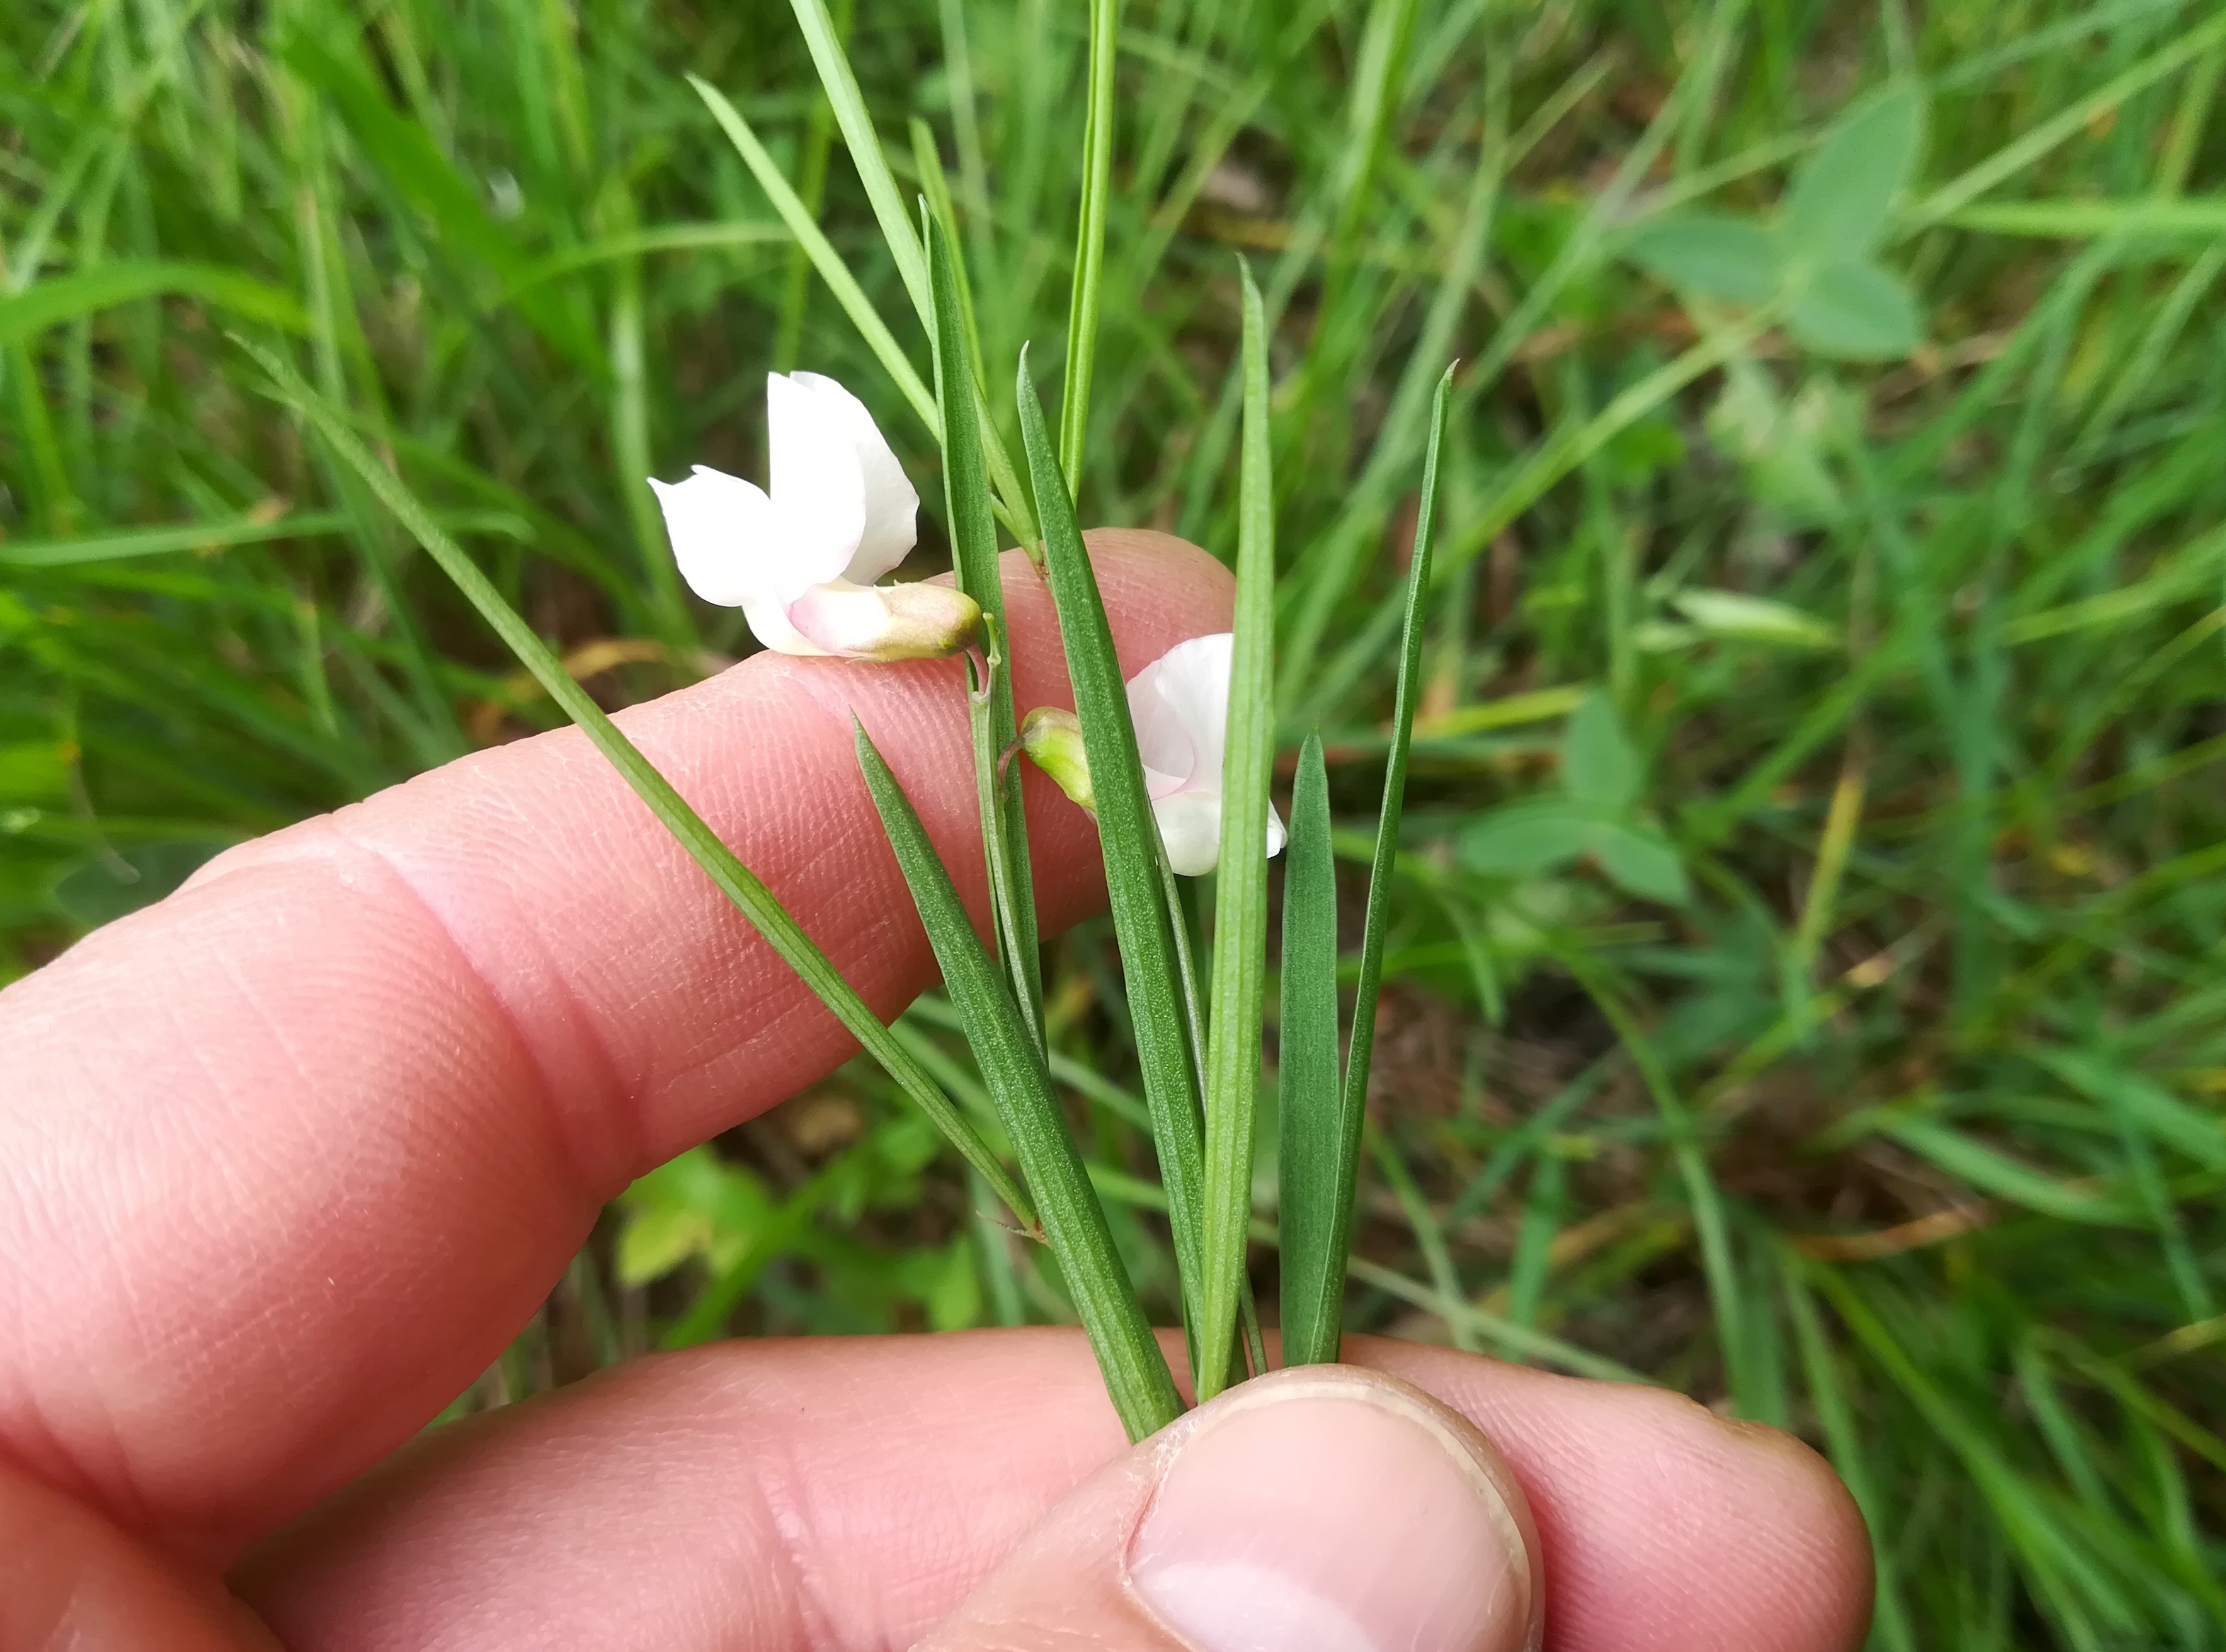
787,581 -> 981,661
1019,707 -> 1094,814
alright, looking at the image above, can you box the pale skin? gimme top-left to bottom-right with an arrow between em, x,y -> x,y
0,531 -> 1874,1651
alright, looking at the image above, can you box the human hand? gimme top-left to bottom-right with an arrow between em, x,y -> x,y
0,530 -> 1871,1651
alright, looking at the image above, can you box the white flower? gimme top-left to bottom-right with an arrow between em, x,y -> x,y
1127,632 -> 1286,877
648,372 -> 978,661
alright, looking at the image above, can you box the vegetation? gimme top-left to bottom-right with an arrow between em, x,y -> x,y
4,1 -> 2225,1644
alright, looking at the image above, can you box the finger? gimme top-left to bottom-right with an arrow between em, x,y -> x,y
0,530 -> 1229,1562
919,1365 -> 1543,1652
236,1331 -> 1873,1652
0,1454 -> 278,1652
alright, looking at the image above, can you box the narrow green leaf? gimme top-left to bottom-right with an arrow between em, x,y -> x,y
1015,346 -> 1214,1385
1299,365 -> 1455,1366
784,0 -> 932,326
687,77 -> 936,432
1623,215 -> 1781,303
1058,0 -> 1119,491
1276,731 -> 1342,1367
928,214 -> 1041,1042
0,261 -> 311,349
1196,261 -> 1277,1400
852,720 -> 1180,1442
1563,693 -> 1641,810
238,336 -> 1036,1234
1783,84 -> 1926,261
1788,259 -> 1924,360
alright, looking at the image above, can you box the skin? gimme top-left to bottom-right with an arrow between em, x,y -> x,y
0,530 -> 1874,1651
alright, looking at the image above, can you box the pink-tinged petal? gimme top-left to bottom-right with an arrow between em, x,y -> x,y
786,579 -> 979,661
788,371 -> 918,583
646,467 -> 775,608
766,372 -> 869,591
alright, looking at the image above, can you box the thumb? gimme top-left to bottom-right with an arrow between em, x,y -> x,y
922,1365 -> 1546,1652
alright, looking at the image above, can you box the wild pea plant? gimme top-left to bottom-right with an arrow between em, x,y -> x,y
251,0 -> 1451,1434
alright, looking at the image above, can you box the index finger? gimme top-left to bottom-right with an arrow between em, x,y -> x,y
0,530 -> 1230,1564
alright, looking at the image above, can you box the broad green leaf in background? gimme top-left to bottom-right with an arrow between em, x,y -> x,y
1624,215 -> 1781,302
1562,693 -> 1641,811
1458,797 -> 1595,878
1788,259 -> 1923,359
1782,84 -> 1926,261
1589,821 -> 1691,904
1671,589 -> 1841,649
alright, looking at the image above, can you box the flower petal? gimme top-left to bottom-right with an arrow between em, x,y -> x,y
1127,631 -> 1233,795
766,372 -> 869,592
1153,789 -> 1224,877
646,467 -> 777,608
784,372 -> 917,584
785,578 -> 979,661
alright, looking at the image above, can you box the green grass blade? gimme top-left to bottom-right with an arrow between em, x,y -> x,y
1196,260 -> 1277,1401
852,719 -> 1180,1441
913,149 -> 1039,547
687,76 -> 935,432
1015,346 -> 1213,1386
784,0 -> 932,327
1297,363 -> 1456,1364
1058,0 -> 1119,493
1276,729 -> 1341,1366
239,336 -> 1034,1233
928,214 -> 1041,1042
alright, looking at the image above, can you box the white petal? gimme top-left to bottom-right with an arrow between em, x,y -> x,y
766,372 -> 869,591
774,369 -> 912,588
1129,632 -> 1235,794
784,372 -> 917,584
1265,801 -> 1287,860
1153,789 -> 1224,877
647,467 -> 776,608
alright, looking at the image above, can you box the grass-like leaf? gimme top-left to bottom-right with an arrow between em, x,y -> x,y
1015,346 -> 1215,1387
1195,261 -> 1277,1400
1057,0 -> 1119,492
688,76 -> 935,431
783,0 -> 931,327
1276,731 -> 1342,1366
1286,364 -> 1454,1369
852,719 -> 1181,1442
240,336 -> 1036,1233
928,214 -> 1041,1041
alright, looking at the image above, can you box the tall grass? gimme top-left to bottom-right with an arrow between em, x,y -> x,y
4,1 -> 2225,1644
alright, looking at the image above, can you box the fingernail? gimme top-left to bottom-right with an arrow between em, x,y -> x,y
1126,1375 -> 1536,1652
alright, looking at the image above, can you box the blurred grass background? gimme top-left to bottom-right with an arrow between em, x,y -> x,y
6,0 -> 2226,1643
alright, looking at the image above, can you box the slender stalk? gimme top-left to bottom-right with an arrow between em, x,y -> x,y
1059,0 -> 1120,492
929,215 -> 1042,1042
